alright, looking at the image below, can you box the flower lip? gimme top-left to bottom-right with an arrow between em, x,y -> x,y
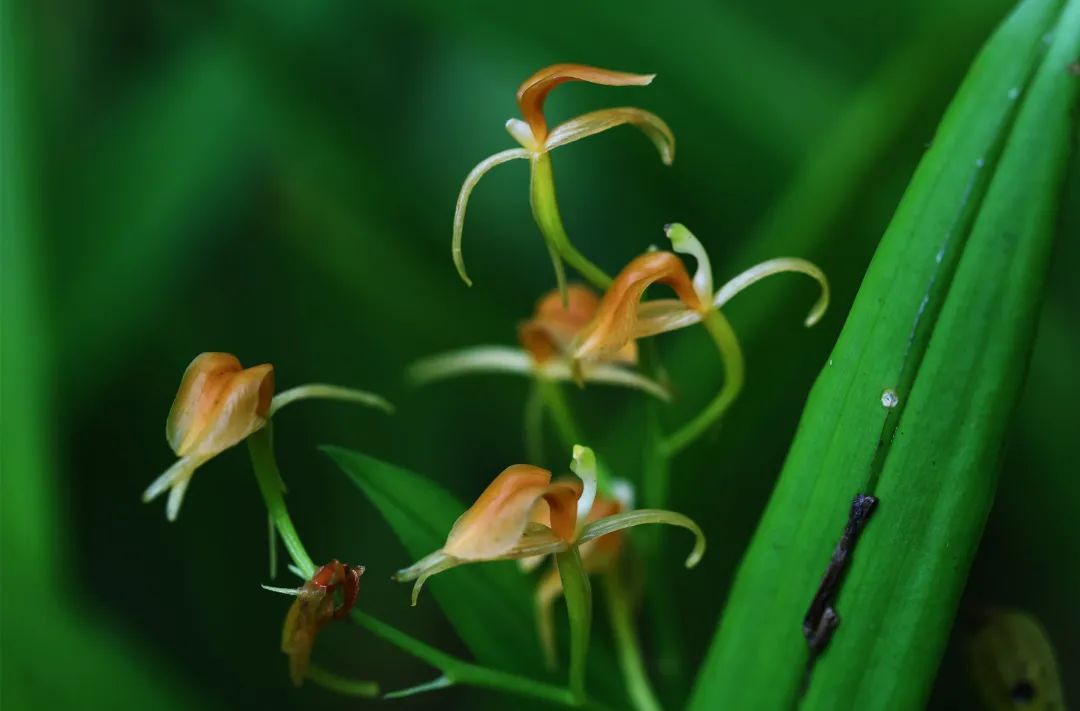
516,64 -> 656,143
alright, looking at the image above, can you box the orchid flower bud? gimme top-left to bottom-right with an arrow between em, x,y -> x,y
143,353 -> 273,521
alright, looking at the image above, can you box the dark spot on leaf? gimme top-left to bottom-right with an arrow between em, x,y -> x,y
1010,680 -> 1036,704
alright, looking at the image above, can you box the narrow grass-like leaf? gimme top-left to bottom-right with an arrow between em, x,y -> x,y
690,0 -> 1079,707
322,446 -> 544,674
805,4 -> 1080,706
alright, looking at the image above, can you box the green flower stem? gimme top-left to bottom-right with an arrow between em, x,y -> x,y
556,545 -> 593,705
247,427 -> 588,707
602,570 -> 664,711
539,377 -> 585,450
661,309 -> 746,457
305,664 -> 380,698
530,152 -> 613,293
352,611 -> 590,707
524,379 -> 546,464
538,379 -> 615,494
248,426 -> 314,575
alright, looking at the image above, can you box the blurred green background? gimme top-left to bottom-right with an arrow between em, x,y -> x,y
3,0 -> 1077,708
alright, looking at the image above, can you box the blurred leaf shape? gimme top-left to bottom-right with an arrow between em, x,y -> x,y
968,608 -> 1065,711
58,39 -> 254,389
689,0 -> 1080,707
2,6 -> 215,705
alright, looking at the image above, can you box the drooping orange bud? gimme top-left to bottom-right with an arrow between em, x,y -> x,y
575,252 -> 702,362
281,560 -> 363,686
516,64 -> 655,144
443,465 -> 583,561
167,352 -> 274,458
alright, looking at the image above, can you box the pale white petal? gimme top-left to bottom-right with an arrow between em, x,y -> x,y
517,554 -> 547,573
143,456 -> 207,521
453,148 -> 531,286
570,445 -> 598,529
634,299 -> 703,338
393,550 -> 463,606
713,258 -> 830,327
537,360 -> 671,401
407,346 -> 533,385
142,457 -> 194,503
665,223 -> 713,303
545,108 -> 675,165
270,384 -> 393,416
165,473 -> 193,522
505,118 -> 538,151
578,509 -> 706,568
609,478 -> 636,510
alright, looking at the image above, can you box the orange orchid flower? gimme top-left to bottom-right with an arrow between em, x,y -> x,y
406,284 -> 669,401
394,446 -> 703,606
278,560 -> 364,686
452,63 -> 675,291
574,223 -> 830,362
144,353 -> 392,521
569,224 -> 829,454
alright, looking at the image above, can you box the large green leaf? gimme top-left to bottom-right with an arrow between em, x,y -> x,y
323,446 -> 545,675
690,0 -> 1080,707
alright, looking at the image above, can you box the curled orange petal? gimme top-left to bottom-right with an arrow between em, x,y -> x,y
516,64 -> 655,143
443,464 -> 582,560
575,252 -> 702,362
166,352 -> 274,458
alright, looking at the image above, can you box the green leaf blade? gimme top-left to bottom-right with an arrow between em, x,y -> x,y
804,1 -> 1080,707
689,0 -> 1079,707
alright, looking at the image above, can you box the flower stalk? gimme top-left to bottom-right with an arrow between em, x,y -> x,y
556,545 -> 593,704
530,151 -> 613,295
248,426 -> 312,575
661,309 -> 746,456
603,568 -> 663,711
452,64 -> 674,295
